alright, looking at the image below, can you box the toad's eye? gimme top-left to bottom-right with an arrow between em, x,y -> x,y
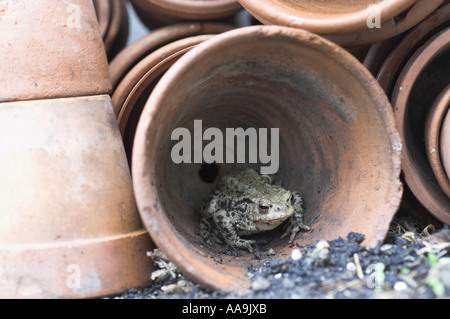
258,204 -> 270,213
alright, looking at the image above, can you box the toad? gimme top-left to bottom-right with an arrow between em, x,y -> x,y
197,168 -> 310,252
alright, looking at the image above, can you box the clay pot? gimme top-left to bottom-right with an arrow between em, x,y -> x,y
110,23 -> 233,90
237,0 -> 417,35
93,0 -> 129,61
325,0 -> 444,47
130,0 -> 242,29
392,28 -> 450,224
0,95 -> 154,298
376,3 -> 450,97
425,84 -> 450,198
132,26 -> 403,293
0,0 -> 111,102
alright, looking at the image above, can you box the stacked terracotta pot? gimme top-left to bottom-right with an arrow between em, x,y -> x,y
338,3 -> 450,226
120,0 -> 449,294
0,0 -> 154,298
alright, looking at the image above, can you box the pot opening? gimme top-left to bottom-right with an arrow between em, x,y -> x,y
133,29 -> 402,292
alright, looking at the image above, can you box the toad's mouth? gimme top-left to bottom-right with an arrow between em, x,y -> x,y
253,210 -> 294,231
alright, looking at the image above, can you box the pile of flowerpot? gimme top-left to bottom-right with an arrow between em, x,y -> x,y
0,0 -> 154,298
0,0 -> 448,297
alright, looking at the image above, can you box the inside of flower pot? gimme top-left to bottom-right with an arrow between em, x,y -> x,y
271,0 -> 383,14
134,28 -> 401,292
403,44 -> 450,222
406,49 -> 450,167
238,0 -> 416,29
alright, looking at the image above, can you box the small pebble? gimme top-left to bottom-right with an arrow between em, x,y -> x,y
394,281 -> 408,291
346,262 -> 356,272
161,280 -> 194,294
291,249 -> 302,261
252,277 -> 271,292
380,244 -> 394,252
312,240 -> 331,266
316,240 -> 330,250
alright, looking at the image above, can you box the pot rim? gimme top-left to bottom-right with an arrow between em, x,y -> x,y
425,84 -> 450,198
113,34 -> 214,134
237,0 -> 416,35
392,27 -> 450,224
376,2 -> 450,95
109,23 -> 233,89
132,25 -> 403,293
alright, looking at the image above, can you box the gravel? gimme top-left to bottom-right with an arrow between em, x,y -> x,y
109,215 -> 450,299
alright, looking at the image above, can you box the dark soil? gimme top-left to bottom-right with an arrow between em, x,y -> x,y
109,213 -> 450,299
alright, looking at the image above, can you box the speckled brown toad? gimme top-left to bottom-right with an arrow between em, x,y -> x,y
197,168 -> 310,252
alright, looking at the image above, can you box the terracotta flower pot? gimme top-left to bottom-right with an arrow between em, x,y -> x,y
93,0 -> 129,61
132,26 -> 403,293
109,22 -> 233,90
425,84 -> 450,198
0,0 -> 111,102
237,0 -> 417,36
376,3 -> 450,96
325,0 -> 444,47
392,28 -> 450,224
0,95 -> 154,298
130,0 -> 242,29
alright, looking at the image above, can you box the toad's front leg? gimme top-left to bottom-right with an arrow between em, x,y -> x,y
212,209 -> 256,253
281,191 -> 310,243
197,217 -> 224,245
